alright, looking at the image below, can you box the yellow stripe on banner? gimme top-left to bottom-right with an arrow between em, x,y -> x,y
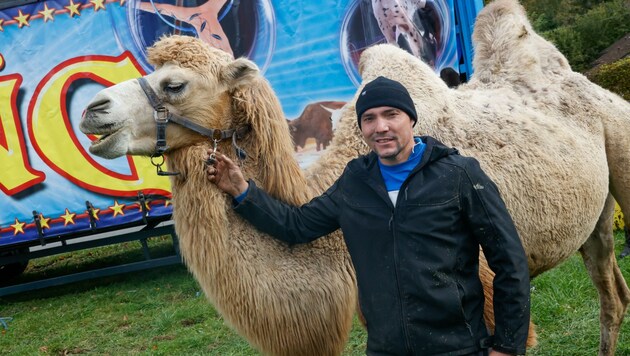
614,203 -> 625,230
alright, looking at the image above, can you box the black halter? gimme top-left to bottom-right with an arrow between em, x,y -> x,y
137,77 -> 250,176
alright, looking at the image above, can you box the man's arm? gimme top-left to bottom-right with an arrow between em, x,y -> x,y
207,153 -> 341,245
460,158 -> 530,356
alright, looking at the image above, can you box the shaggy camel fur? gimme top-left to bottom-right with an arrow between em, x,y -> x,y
310,0 -> 628,354
79,39 -> 537,356
80,1 -> 629,353
80,36 -> 357,356
469,2 -> 630,354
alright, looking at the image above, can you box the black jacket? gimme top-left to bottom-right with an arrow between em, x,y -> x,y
235,136 -> 530,355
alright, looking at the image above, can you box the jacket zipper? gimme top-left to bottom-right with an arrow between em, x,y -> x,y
390,208 -> 413,354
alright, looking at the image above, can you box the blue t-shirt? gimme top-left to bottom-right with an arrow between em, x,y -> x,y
377,137 -> 426,204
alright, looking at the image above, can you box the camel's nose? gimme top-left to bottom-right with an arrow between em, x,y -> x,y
85,97 -> 111,113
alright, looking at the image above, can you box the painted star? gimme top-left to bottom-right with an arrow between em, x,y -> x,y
14,10 -> 30,28
109,200 -> 126,217
10,218 -> 26,235
164,200 -> 172,207
39,4 -> 56,22
90,0 -> 106,11
39,214 -> 51,229
138,201 -> 151,212
89,208 -> 101,221
60,208 -> 76,226
65,0 -> 82,17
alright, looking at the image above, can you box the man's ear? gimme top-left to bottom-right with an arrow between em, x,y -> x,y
221,58 -> 259,88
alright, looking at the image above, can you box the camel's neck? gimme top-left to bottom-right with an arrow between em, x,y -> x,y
167,145 -> 232,231
163,146 -> 235,291
229,77 -> 313,205
240,139 -> 313,204
163,140 -> 317,302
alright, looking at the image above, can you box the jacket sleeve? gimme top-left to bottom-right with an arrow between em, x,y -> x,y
460,158 -> 531,356
233,180 -> 342,246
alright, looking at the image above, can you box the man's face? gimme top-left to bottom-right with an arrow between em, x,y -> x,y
360,106 -> 415,166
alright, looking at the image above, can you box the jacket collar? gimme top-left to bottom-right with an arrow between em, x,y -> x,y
414,136 -> 458,171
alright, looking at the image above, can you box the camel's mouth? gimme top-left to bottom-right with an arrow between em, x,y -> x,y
81,121 -> 127,158
83,122 -> 121,146
88,128 -> 121,149
81,113 -> 123,147
90,132 -> 112,146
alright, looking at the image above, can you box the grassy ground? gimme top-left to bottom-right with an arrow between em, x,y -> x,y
1,234 -> 629,355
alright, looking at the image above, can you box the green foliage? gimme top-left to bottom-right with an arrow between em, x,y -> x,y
591,57 -> 630,100
532,0 -> 630,71
530,11 -> 557,32
521,0 -> 599,29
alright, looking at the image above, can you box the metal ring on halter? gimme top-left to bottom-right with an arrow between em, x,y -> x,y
150,154 -> 166,168
211,129 -> 223,141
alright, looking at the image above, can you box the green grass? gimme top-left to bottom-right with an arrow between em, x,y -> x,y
1,233 -> 629,355
528,233 -> 630,355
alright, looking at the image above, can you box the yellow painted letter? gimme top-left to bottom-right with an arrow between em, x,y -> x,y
28,53 -> 171,197
0,74 -> 45,195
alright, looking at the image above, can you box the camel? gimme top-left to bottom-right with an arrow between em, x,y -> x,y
331,0 -> 627,354
79,1 -> 629,354
78,34 -> 526,355
80,36 -> 358,356
79,28 -> 538,356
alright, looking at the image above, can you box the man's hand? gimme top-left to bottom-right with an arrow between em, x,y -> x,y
206,151 -> 248,197
489,350 -> 515,356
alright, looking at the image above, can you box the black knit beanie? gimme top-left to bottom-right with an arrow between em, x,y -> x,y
356,76 -> 418,129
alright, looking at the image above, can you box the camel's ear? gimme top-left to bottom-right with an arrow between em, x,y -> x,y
221,58 -> 259,88
518,25 -> 529,39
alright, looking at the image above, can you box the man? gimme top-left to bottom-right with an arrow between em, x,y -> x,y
207,76 -> 530,356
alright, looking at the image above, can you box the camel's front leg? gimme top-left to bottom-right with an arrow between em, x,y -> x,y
579,193 -> 630,356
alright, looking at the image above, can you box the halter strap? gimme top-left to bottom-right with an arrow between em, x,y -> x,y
138,77 -> 250,140
136,77 -> 250,175
138,76 -> 163,109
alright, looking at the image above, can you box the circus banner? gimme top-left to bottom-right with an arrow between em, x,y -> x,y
0,0 -> 474,248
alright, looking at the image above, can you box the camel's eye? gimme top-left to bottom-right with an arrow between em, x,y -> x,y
165,82 -> 185,94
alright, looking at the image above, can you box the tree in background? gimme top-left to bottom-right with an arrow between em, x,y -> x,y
591,57 -> 630,99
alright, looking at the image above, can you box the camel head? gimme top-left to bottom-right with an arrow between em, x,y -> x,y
80,35 -> 258,159
472,0 -> 570,83
82,35 -> 308,204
